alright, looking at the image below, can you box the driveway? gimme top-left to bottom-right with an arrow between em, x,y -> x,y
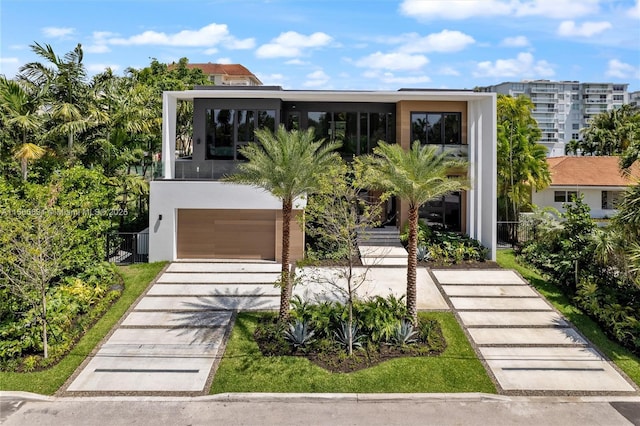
63,261 -> 281,395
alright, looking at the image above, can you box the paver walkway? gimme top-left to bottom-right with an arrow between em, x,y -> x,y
65,261 -> 281,395
432,269 -> 637,394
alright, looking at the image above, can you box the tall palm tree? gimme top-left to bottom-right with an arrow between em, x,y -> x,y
19,43 -> 92,160
0,77 -> 47,179
364,141 -> 468,325
497,95 -> 550,221
226,125 -> 341,321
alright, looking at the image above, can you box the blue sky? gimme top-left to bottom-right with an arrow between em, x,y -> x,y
1,0 -> 639,91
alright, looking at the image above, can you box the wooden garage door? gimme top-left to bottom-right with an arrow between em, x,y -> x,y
177,209 -> 276,260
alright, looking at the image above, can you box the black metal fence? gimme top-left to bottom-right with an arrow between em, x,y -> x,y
496,221 -> 535,248
106,232 -> 149,264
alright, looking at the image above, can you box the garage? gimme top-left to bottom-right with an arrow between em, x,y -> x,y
177,209 -> 276,260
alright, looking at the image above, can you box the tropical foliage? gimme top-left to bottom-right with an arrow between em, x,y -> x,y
567,104 -> 640,170
496,94 -> 550,221
518,192 -> 640,355
361,141 -> 468,325
227,125 -> 341,321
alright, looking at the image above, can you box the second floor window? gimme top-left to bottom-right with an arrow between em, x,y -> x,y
411,112 -> 461,145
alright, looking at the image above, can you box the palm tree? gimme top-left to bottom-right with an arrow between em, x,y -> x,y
19,43 -> 92,160
363,141 -> 468,325
226,125 -> 341,321
13,143 -> 46,180
0,77 -> 47,179
497,95 -> 550,221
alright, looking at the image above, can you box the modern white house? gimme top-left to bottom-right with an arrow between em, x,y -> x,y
532,156 -> 639,219
149,87 -> 497,263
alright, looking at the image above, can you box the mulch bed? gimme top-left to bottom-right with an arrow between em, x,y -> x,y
254,317 -> 447,373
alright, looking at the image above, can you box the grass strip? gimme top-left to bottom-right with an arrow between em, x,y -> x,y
497,249 -> 640,386
0,262 -> 166,395
210,311 -> 496,394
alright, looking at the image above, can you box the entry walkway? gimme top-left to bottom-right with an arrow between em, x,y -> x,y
432,269 -> 637,394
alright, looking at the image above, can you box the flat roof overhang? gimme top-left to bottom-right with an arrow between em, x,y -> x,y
164,89 -> 495,103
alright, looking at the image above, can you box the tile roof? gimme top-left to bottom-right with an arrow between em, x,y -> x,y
182,63 -> 257,78
547,156 -> 640,187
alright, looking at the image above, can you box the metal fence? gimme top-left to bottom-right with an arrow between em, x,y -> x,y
496,221 -> 535,248
106,232 -> 149,264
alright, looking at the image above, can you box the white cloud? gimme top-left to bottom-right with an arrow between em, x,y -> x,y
514,0 -> 599,19
304,70 -> 330,87
203,48 -> 219,55
257,73 -> 286,86
216,57 -> 232,64
473,52 -> 554,78
256,31 -> 333,58
399,30 -> 475,54
630,0 -> 640,19
399,0 -> 512,20
362,70 -> 431,85
285,59 -> 308,65
400,0 -> 599,20
42,27 -> 75,38
86,63 -> 120,73
557,20 -> 612,37
356,52 -> 428,71
107,23 -> 254,50
438,66 -> 460,76
0,57 -> 20,78
605,59 -> 640,79
84,44 -> 111,54
501,36 -> 530,47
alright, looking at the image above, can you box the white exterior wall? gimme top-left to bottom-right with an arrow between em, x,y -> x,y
532,186 -> 623,219
148,181 -> 306,262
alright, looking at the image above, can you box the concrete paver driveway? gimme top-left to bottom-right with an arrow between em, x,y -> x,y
432,269 -> 638,394
65,261 -> 281,395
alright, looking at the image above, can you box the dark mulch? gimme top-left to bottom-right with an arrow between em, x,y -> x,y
254,317 -> 447,373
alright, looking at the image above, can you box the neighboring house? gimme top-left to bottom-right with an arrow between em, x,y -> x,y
177,63 -> 262,86
479,80 -> 629,157
532,156 -> 640,218
149,87 -> 497,263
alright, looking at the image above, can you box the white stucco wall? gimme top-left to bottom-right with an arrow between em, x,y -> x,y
148,181 -> 306,262
532,186 -> 622,219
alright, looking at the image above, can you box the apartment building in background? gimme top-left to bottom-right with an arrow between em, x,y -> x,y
479,80 -> 629,157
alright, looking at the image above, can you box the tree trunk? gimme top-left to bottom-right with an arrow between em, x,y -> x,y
68,133 -> 73,160
278,199 -> 293,322
42,288 -> 48,359
348,301 -> 353,356
407,205 -> 419,326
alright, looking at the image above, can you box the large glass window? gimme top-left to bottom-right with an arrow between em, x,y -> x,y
419,192 -> 461,231
206,109 -> 276,160
411,112 -> 461,145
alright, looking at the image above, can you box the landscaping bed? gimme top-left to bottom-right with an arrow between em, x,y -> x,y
210,311 -> 495,394
254,314 -> 446,373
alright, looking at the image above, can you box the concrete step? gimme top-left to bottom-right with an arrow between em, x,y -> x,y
167,263 -> 282,273
449,297 -> 553,311
134,295 -> 280,311
157,272 -> 281,284
147,284 -> 280,297
468,327 -> 587,346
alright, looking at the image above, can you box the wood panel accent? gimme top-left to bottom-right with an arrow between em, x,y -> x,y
177,209 -> 276,259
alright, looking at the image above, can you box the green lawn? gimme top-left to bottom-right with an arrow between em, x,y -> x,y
497,249 -> 640,387
0,262 -> 166,395
210,311 -> 496,394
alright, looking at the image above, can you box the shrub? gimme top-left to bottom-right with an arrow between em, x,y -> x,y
283,320 -> 315,349
390,320 -> 418,347
401,222 -> 487,263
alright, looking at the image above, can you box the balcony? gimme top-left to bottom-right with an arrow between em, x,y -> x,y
530,87 -> 558,93
585,98 -> 609,104
584,88 -> 611,94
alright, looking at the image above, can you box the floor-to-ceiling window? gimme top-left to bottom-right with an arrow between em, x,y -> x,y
205,109 -> 276,160
411,112 -> 461,145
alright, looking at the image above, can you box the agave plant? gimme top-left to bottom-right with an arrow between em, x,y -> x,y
283,320 -> 315,348
333,321 -> 365,351
390,320 -> 418,346
417,245 -> 430,262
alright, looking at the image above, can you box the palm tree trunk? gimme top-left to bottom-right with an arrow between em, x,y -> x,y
407,205 -> 419,326
278,199 -> 293,322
